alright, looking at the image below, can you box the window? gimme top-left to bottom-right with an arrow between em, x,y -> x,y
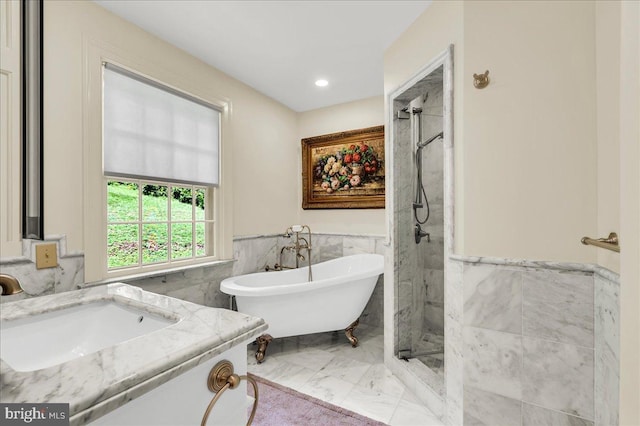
106,180 -> 214,270
101,63 -> 222,276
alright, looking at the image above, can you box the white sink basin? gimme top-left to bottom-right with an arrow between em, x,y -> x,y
0,300 -> 177,372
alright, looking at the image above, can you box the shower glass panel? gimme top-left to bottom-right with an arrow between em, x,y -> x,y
394,66 -> 445,380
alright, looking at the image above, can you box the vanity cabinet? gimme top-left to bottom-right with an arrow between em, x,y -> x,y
90,343 -> 250,426
1,284 -> 267,426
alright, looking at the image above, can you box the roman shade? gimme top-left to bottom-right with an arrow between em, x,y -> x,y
103,63 -> 220,186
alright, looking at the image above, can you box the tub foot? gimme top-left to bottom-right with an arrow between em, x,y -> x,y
255,334 -> 273,364
345,318 -> 360,347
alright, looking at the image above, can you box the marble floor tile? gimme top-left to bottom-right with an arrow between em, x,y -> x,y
340,384 -> 403,424
273,347 -> 336,371
389,398 -> 445,426
247,353 -> 286,375
250,360 -> 317,390
318,355 -> 372,384
299,372 -> 356,405
328,337 -> 384,365
248,326 -> 442,425
357,363 -> 407,397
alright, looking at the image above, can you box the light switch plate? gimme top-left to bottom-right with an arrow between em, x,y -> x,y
35,243 -> 58,269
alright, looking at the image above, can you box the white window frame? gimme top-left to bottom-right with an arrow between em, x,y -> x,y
83,41 -> 233,283
105,178 -> 216,271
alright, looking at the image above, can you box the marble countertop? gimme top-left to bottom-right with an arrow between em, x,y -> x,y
0,283 -> 268,424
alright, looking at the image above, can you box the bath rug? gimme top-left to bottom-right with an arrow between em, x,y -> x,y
247,373 -> 387,426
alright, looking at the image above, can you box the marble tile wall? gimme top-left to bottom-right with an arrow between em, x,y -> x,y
417,83 -> 445,341
1,233 -> 384,329
388,62 -> 455,424
394,104 -> 417,354
394,82 -> 446,359
594,270 -> 619,426
0,236 -> 84,303
130,233 -> 385,327
444,259 -> 464,425
125,261 -> 234,308
458,257 -> 620,426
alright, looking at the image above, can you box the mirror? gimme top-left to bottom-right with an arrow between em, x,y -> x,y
22,0 -> 44,239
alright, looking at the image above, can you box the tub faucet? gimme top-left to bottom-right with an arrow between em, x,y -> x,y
0,274 -> 23,295
278,225 -> 313,282
273,246 -> 296,271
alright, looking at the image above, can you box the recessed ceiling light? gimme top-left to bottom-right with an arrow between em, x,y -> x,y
315,79 -> 329,87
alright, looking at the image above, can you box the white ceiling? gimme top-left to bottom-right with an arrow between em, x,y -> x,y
93,1 -> 431,112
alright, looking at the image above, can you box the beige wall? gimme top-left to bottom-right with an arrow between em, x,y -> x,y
0,0 -> 21,256
462,1 -> 597,263
596,2 -> 621,273
42,0 -> 299,256
297,96 -> 385,235
386,1 -> 600,263
383,0 -> 464,252
2,0 -> 389,264
618,0 -> 640,423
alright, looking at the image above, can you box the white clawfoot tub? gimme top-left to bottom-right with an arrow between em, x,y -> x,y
220,254 -> 383,362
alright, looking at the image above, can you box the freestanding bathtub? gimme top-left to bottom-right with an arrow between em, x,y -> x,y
220,253 -> 384,362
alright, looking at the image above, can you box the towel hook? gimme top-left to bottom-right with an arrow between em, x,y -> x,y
473,70 -> 490,89
581,232 -> 620,253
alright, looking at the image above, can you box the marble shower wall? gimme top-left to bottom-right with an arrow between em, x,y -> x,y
416,83 -> 445,341
393,73 -> 445,356
458,257 -> 620,426
393,102 -> 415,353
387,65 -> 452,422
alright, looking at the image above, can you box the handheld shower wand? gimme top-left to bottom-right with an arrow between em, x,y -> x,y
414,131 -> 444,209
417,131 -> 444,150
412,107 -> 444,244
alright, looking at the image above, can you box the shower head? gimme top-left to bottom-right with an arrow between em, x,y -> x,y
417,131 -> 444,150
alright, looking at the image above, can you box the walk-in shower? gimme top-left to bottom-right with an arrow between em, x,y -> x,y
393,64 -> 447,388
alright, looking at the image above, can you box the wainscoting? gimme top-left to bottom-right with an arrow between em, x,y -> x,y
0,234 -> 384,330
454,256 -> 619,426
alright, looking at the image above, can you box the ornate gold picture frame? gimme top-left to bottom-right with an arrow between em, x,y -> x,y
302,125 -> 385,209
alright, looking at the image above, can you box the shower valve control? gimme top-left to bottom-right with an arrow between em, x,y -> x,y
415,224 -> 430,244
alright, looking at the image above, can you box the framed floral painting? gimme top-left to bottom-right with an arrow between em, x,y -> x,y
302,125 -> 385,209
